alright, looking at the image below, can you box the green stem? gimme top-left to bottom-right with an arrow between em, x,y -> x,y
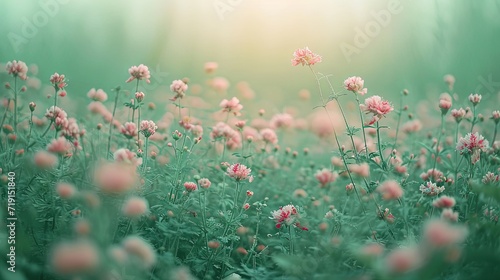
107,87 -> 120,159
376,122 -> 387,170
13,77 -> 17,133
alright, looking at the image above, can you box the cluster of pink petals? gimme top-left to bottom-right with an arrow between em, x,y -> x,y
50,241 -> 99,275
270,204 -> 307,230
443,74 -> 455,90
439,93 -> 452,114
360,95 -> 393,125
210,122 -> 242,150
385,247 -> 422,274
269,113 -> 293,129
260,128 -> 278,144
47,137 -> 73,155
5,60 -> 28,80
122,236 -> 157,268
34,151 -> 59,169
198,178 -> 211,189
314,168 -> 337,187
204,62 -> 218,74
122,196 -> 149,218
451,108 -> 466,123
170,79 -> 188,101
184,182 -> 198,192
94,162 -> 137,194
120,122 -> 138,139
376,180 -> 404,200
420,168 -> 444,182
87,88 -> 108,102
210,77 -> 230,93
49,72 -> 67,89
441,208 -> 459,222
220,97 -> 243,116
423,219 -> 468,248
140,120 -> 158,138
349,163 -> 370,177
344,76 -> 367,95
114,148 -> 142,166
60,118 -> 81,140
419,181 -> 445,196
468,93 -> 482,105
291,47 -> 322,66
226,163 -> 252,181
432,195 -> 456,208
126,64 -> 151,84
378,207 -> 395,223
456,132 -> 489,164
45,106 -> 67,122
401,120 -> 422,134
482,171 -> 500,184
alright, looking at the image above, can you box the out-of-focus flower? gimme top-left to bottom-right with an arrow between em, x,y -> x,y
122,196 -> 149,218
314,168 -> 337,187
220,97 -> 243,116
260,128 -> 278,144
50,241 -> 99,275
87,88 -> 108,102
432,195 -> 456,208
122,236 -> 156,268
376,180 -> 403,200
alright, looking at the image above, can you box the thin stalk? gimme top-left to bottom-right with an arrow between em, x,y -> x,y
392,92 -> 405,150
25,111 -> 34,152
432,114 -> 445,172
13,77 -> 18,132
107,87 -> 120,159
308,66 -> 366,213
492,123 -> 498,144
375,122 -> 387,170
143,137 -> 149,173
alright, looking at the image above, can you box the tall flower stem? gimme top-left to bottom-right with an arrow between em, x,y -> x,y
107,87 -> 120,159
143,137 -> 149,173
392,92 -> 405,150
375,122 -> 387,170
355,95 -> 370,160
492,123 -> 498,144
53,86 -> 59,139
432,114 -> 445,172
13,77 -> 18,133
308,66 -> 365,213
25,111 -> 34,152
288,225 -> 294,255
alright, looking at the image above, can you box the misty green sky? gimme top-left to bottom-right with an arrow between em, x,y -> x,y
1,0 -> 500,115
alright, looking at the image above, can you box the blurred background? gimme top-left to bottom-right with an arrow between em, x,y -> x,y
1,0 -> 500,117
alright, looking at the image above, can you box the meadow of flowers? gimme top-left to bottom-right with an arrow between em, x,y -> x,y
1,48 -> 500,280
